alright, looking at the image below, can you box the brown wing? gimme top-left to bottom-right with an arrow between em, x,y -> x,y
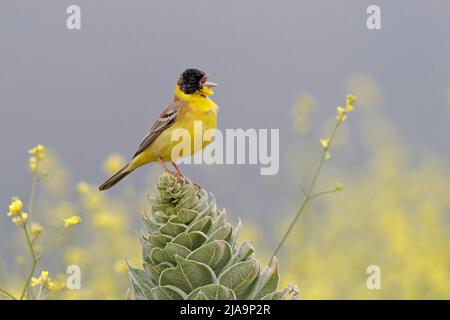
132,100 -> 183,159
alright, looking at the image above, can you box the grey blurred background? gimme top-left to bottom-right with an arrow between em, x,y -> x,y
1,1 -> 449,231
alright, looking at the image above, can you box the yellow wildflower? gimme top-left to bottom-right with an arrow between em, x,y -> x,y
31,223 -> 44,238
103,153 -> 126,176
31,270 -> 55,289
114,260 -> 128,274
320,138 -> 330,149
336,106 -> 348,122
346,94 -> 357,108
92,211 -> 124,231
11,212 -> 28,226
29,156 -> 38,173
48,279 -> 66,291
28,144 -> 46,160
64,216 -> 82,228
8,197 -> 23,216
76,181 -> 90,194
336,96 -> 356,123
335,183 -> 344,191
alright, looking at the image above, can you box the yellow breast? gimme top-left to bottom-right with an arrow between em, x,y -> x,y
134,86 -> 218,165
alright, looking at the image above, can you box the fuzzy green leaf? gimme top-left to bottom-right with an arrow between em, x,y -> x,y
147,233 -> 173,248
187,216 -> 213,233
252,257 -> 280,300
219,259 -> 260,299
187,240 -> 232,274
160,256 -> 216,294
193,291 -> 208,300
128,265 -> 154,300
187,284 -> 236,300
208,223 -> 233,242
151,243 -> 191,265
143,262 -> 172,283
229,218 -> 242,246
160,221 -> 187,237
151,285 -> 187,300
142,243 -> 153,264
209,211 -> 226,235
231,240 -> 255,264
170,208 -> 198,224
261,288 -> 290,300
172,231 -> 208,250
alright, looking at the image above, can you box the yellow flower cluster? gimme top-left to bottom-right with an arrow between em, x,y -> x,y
114,259 -> 128,274
319,95 -> 356,161
28,144 -> 46,173
31,223 -> 44,238
334,183 -> 344,191
336,95 -> 357,122
31,271 -> 55,289
7,197 -> 28,226
64,216 -> 82,228
29,144 -> 46,159
77,181 -> 90,194
92,211 -> 124,231
320,138 -> 330,149
102,153 -> 126,176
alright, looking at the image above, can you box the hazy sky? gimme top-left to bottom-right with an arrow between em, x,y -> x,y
1,1 -> 449,227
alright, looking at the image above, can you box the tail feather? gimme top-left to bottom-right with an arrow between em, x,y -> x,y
99,165 -> 133,191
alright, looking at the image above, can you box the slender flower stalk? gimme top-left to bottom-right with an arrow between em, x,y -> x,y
271,96 -> 356,260
19,225 -> 72,300
37,227 -> 66,260
28,174 -> 38,222
1,144 -> 82,300
19,222 -> 39,300
0,287 -> 17,300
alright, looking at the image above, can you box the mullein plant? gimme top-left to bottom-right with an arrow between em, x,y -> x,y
129,95 -> 356,300
129,173 -> 298,300
0,145 -> 82,300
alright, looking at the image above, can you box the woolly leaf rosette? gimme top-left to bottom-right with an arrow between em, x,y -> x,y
129,173 -> 294,300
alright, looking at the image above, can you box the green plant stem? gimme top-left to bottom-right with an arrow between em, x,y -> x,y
29,178 -> 37,221
23,225 -> 37,262
0,287 -> 17,300
18,226 -> 66,300
19,224 -> 38,300
309,189 -> 338,200
18,167 -> 41,300
271,120 -> 342,260
37,228 -> 65,260
36,285 -> 43,300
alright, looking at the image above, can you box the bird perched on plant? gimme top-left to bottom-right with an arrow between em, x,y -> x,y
99,68 -> 219,191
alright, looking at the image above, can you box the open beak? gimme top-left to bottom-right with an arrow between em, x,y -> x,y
203,81 -> 218,88
202,74 -> 218,87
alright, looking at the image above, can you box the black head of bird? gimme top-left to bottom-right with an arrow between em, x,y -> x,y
177,68 -> 218,94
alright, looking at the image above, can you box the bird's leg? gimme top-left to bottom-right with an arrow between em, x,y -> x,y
158,157 -> 176,175
171,161 -> 202,190
171,161 -> 184,178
